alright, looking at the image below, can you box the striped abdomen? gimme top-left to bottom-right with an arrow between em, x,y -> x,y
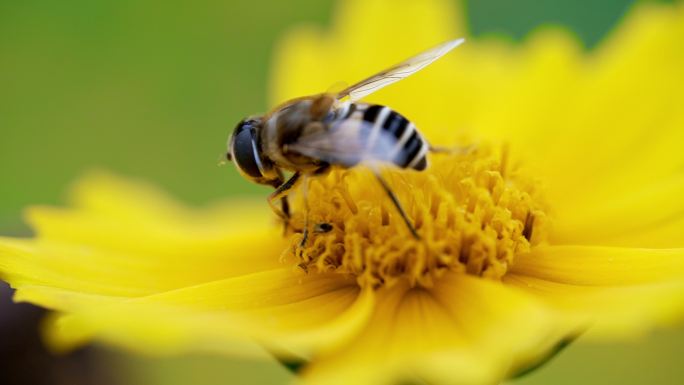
336,103 -> 429,171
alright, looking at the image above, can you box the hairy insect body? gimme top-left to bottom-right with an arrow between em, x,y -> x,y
262,96 -> 326,172
261,95 -> 428,173
226,38 -> 465,239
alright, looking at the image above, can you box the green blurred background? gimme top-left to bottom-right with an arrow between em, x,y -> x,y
1,0 -> 682,384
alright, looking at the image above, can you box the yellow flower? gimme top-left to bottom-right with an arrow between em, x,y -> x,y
1,0 -> 684,384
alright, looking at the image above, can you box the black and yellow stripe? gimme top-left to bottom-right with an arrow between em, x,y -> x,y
356,103 -> 428,170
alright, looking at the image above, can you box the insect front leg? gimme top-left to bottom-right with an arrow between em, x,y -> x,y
299,164 -> 330,248
268,172 -> 301,233
299,174 -> 310,248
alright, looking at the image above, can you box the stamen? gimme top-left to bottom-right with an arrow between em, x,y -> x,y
285,145 -> 549,289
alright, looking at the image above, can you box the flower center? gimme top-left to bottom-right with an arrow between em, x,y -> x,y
286,145 -> 549,289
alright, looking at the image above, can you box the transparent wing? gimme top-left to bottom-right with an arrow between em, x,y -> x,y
288,120 -> 400,168
335,38 -> 465,103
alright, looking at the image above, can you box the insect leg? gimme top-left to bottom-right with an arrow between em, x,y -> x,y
299,164 -> 330,247
370,167 -> 420,240
312,163 -> 330,175
299,175 -> 310,247
268,172 -> 301,230
428,143 -> 475,155
281,195 -> 291,220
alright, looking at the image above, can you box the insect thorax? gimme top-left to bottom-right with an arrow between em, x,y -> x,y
262,96 -> 331,171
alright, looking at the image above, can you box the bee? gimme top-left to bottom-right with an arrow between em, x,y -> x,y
226,38 -> 465,241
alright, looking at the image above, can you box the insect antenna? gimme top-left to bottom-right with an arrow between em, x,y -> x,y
217,152 -> 231,166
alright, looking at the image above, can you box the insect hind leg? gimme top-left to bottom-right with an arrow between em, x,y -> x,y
370,167 -> 420,240
429,143 -> 475,155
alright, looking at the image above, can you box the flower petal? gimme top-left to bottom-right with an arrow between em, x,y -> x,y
527,4 -> 684,218
0,227 -> 288,302
551,175 -> 684,247
0,171 -> 289,307
510,245 -> 684,285
301,275 -> 578,385
26,171 -> 279,258
505,275 -> 684,339
45,268 -> 375,360
506,245 -> 684,337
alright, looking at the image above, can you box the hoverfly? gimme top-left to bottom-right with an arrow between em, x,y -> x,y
226,38 -> 465,241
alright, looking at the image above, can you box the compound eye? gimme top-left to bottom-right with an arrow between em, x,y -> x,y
231,122 -> 264,179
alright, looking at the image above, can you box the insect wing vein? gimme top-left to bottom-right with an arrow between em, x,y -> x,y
336,38 -> 464,102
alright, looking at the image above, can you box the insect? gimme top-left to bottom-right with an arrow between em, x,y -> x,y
225,38 -> 465,241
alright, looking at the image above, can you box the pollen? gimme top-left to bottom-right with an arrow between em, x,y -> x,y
285,145 -> 550,289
